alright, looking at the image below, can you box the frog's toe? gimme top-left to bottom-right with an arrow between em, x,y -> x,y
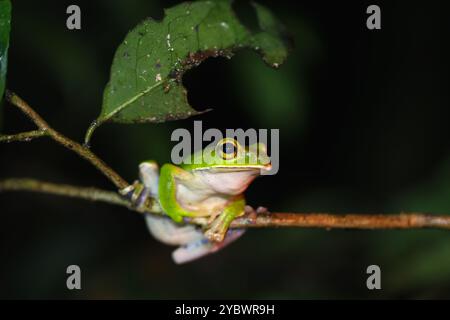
204,228 -> 226,242
244,205 -> 254,214
256,206 -> 269,214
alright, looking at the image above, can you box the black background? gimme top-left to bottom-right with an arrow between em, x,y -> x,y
1,0 -> 450,299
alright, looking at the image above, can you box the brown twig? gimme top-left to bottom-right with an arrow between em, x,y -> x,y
0,178 -> 162,214
1,178 -> 450,231
3,91 -> 129,190
231,212 -> 450,230
0,129 -> 48,143
0,178 -> 131,208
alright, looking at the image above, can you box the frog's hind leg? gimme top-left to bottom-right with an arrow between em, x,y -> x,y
172,228 -> 245,264
145,214 -> 204,246
145,214 -> 245,264
139,161 -> 160,196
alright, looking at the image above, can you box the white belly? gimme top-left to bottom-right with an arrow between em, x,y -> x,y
174,169 -> 258,216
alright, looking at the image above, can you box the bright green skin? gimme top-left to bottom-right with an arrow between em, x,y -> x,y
158,138 -> 271,242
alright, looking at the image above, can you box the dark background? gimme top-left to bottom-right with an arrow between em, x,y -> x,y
1,0 -> 450,298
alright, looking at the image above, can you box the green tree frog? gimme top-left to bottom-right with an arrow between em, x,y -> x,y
122,138 -> 271,264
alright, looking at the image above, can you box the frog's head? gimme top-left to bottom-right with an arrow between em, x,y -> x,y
183,138 -> 272,173
182,138 -> 271,195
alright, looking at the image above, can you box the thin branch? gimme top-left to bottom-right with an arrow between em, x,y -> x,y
0,178 -> 130,207
0,130 -> 48,143
0,178 -> 161,213
3,91 -> 129,190
231,212 -> 450,230
1,178 -> 450,231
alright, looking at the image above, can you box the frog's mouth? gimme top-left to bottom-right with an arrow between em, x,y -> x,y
195,163 -> 272,172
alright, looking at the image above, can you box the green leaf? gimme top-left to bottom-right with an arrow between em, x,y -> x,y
85,0 -> 290,144
0,0 -> 12,127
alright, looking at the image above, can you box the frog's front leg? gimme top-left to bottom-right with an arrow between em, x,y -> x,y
204,195 -> 246,242
159,164 -> 198,223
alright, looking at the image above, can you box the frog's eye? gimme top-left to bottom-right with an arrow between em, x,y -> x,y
217,139 -> 238,160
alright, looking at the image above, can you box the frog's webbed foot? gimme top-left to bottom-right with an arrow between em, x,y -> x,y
119,180 -> 150,212
119,161 -> 160,212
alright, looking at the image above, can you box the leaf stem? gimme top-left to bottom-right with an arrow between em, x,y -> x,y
84,80 -> 165,145
3,91 -> 129,190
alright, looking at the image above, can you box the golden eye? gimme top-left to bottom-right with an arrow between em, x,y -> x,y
217,139 -> 238,160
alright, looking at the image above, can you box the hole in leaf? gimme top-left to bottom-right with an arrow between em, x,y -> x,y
182,56 -> 238,113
